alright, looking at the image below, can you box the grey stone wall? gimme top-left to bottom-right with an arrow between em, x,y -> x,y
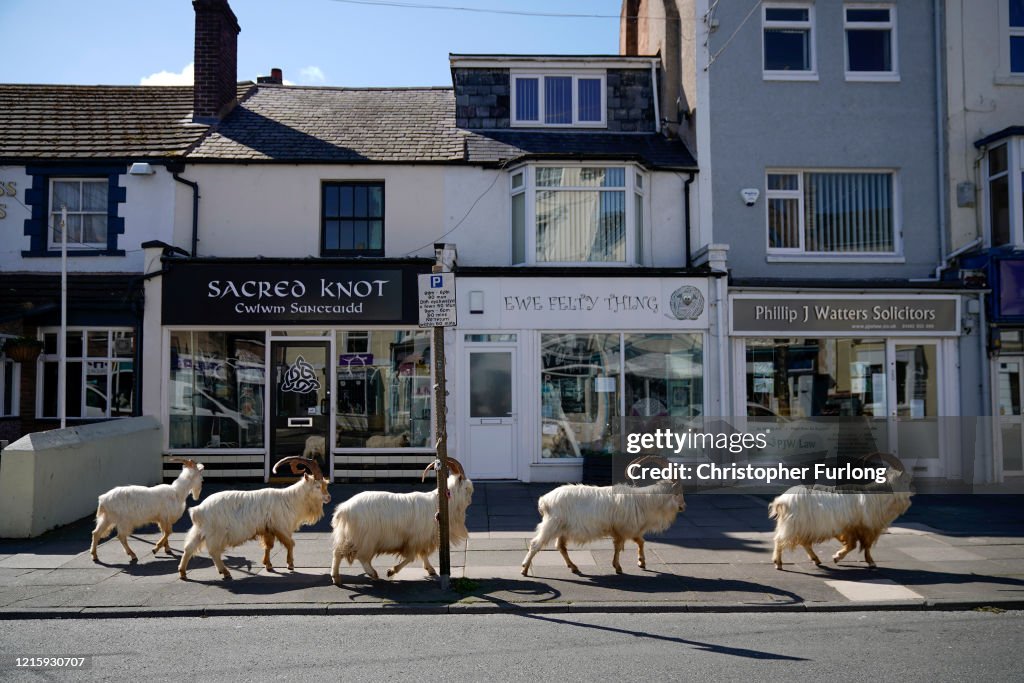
453,67 -> 656,131
606,69 -> 656,132
454,69 -> 510,129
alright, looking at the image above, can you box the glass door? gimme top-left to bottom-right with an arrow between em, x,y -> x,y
270,340 -> 330,480
998,360 -> 1024,474
889,341 -> 941,476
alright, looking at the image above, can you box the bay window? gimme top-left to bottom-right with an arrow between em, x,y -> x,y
512,165 -> 646,265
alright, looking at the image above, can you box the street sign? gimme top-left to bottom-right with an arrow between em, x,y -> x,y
418,272 -> 457,328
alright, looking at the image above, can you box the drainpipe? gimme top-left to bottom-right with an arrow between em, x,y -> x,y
172,171 -> 200,257
684,171 -> 696,268
934,0 -> 948,273
650,59 -> 661,134
979,294 -> 994,484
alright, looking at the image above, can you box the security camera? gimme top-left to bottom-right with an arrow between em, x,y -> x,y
740,189 -> 760,206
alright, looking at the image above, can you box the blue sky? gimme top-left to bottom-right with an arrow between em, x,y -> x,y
0,0 -> 626,87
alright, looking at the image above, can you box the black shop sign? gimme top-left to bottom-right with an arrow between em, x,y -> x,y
162,263 -> 421,325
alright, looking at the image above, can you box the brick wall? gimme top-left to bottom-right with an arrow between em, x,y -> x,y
193,0 -> 240,122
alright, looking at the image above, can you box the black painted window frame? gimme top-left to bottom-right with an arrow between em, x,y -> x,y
320,181 -> 386,257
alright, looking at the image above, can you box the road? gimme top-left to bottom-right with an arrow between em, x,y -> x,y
1,611 -> 1020,681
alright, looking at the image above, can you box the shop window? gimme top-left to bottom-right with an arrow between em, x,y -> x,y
22,166 -> 126,257
335,330 -> 432,449
512,165 -> 645,265
766,170 -> 897,255
540,332 -> 703,458
763,4 -> 816,80
511,72 -> 606,127
844,5 -> 897,80
321,182 -> 384,256
745,338 -> 887,418
167,331 -> 265,449
0,337 -> 20,417
39,329 -> 134,420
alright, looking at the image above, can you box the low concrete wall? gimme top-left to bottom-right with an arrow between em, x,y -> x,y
0,416 -> 162,538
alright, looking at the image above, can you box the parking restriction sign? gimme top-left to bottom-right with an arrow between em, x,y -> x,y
418,272 -> 457,327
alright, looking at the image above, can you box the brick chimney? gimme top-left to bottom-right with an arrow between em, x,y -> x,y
257,68 -> 283,85
193,0 -> 240,123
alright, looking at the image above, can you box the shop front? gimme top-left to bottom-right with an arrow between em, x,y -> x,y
730,292 -> 963,478
150,259 -> 434,481
454,273 -> 716,482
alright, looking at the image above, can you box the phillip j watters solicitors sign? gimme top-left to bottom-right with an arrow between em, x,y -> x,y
731,295 -> 960,336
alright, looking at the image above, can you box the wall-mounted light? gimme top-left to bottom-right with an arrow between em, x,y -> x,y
128,162 -> 155,176
469,290 -> 484,314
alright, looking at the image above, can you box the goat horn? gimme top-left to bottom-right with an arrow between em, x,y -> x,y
421,460 -> 437,482
273,456 -> 323,480
170,457 -> 196,469
871,451 -> 906,473
421,457 -> 466,482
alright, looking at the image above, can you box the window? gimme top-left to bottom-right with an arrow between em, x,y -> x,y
511,165 -> 645,264
1012,0 -> 1024,73
0,337 -> 20,417
844,5 -> 897,80
988,144 -> 1011,246
511,72 -> 606,127
540,332 -> 703,458
322,182 -> 384,256
39,329 -> 134,420
763,4 -> 816,79
766,170 -> 897,255
168,331 -> 265,449
48,179 -> 109,250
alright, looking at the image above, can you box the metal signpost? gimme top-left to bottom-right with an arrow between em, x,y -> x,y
418,252 -> 457,589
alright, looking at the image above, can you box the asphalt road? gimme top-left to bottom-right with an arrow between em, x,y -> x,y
0,611 -> 1021,681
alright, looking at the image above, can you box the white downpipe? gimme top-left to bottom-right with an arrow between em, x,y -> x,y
716,276 -> 728,416
59,205 -> 67,429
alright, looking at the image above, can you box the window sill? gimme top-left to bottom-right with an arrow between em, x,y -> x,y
510,121 -> 607,129
22,249 -> 125,258
766,254 -> 905,264
763,72 -> 819,82
845,73 -> 900,83
993,74 -> 1024,86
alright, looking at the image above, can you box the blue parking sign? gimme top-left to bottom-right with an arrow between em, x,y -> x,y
430,275 -> 443,288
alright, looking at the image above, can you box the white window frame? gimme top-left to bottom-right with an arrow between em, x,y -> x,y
762,3 -> 818,81
983,138 -> 1024,247
510,71 -> 607,128
36,327 -> 134,420
765,168 -> 904,261
48,178 -> 108,250
510,163 -> 646,266
844,4 -> 899,82
0,335 -> 21,418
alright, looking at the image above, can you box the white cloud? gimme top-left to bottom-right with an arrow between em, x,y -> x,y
140,63 -> 194,86
298,66 -> 326,85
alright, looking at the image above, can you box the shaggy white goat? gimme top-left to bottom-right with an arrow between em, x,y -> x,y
521,457 -> 686,576
330,457 -> 473,585
90,458 -> 205,563
364,432 -> 411,448
177,457 -> 330,581
302,435 -> 327,470
769,453 -> 913,570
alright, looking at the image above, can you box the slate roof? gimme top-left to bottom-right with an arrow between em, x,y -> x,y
188,86 -> 464,162
187,84 -> 697,170
0,83 -> 253,160
0,82 -> 697,170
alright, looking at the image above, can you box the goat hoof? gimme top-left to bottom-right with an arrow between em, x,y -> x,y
569,566 -> 581,575
287,564 -> 295,571
638,561 -> 646,569
521,568 -> 529,577
386,569 -> 396,577
129,556 -> 138,564
91,555 -> 98,563
774,564 -> 783,571
614,567 -> 623,575
151,547 -> 159,555
221,574 -> 233,581
331,576 -> 341,586
178,572 -> 187,580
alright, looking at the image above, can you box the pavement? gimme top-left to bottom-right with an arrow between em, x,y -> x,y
1,482 -> 1023,618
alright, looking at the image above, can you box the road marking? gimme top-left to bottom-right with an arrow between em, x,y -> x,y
899,546 -> 984,562
825,578 -> 924,602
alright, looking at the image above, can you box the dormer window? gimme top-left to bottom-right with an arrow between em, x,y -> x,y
511,72 -> 606,128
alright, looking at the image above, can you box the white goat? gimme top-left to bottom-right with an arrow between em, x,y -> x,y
769,453 -> 913,570
364,431 -> 411,448
90,458 -> 204,563
521,457 -> 686,576
178,457 -> 330,581
330,457 -> 473,585
303,435 -> 327,469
